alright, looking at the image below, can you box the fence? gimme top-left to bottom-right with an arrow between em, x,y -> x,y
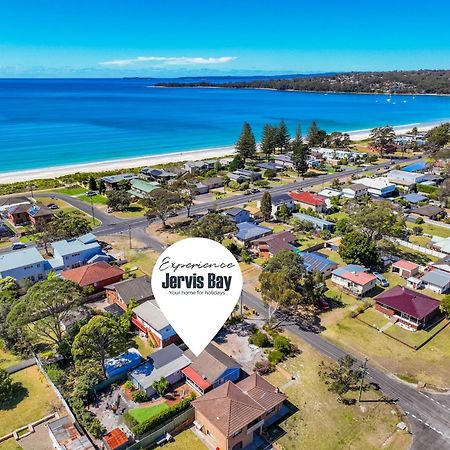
388,237 -> 446,258
127,408 -> 195,450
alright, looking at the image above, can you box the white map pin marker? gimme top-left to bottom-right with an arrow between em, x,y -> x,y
151,237 -> 243,356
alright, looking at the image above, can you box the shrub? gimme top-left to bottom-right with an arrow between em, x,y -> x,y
131,390 -> 148,403
264,169 -> 277,179
273,336 -> 294,356
254,359 -> 274,375
254,180 -> 270,187
123,412 -> 138,429
339,397 -> 357,406
268,349 -> 284,364
249,330 -> 271,348
123,380 -> 133,390
415,217 -> 424,224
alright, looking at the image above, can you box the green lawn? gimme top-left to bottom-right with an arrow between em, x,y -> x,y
260,222 -> 291,233
357,307 -> 390,330
409,235 -> 431,247
128,403 -> 169,423
0,240 -> 12,249
53,186 -> 87,196
406,221 -> 450,238
132,335 -> 155,358
113,205 -> 146,218
79,194 -> 108,205
0,347 -> 22,370
163,430 -> 206,450
0,366 -> 62,436
36,196 -> 72,209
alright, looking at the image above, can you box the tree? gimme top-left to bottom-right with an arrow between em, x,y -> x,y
440,295 -> 450,317
260,124 -> 277,160
438,178 -> 450,208
88,177 -> 97,191
369,126 -> 396,155
72,315 -> 129,378
189,213 -> 236,242
152,377 -> 170,396
259,271 -> 302,307
8,278 -> 84,346
264,168 -> 277,179
289,217 -> 314,233
276,203 -> 292,222
324,131 -> 351,149
338,231 -> 380,268
173,178 -> 197,217
0,368 -> 14,404
319,355 -> 359,396
0,276 -> 20,303
235,122 -> 257,161
291,127 -> 310,176
307,121 -> 327,147
228,155 -> 245,171
98,179 -> 106,195
426,123 -> 450,151
260,192 -> 272,221
263,250 -> 304,284
335,217 -> 352,235
300,270 -> 326,306
143,188 -> 180,228
275,120 -> 291,154
106,190 -> 131,212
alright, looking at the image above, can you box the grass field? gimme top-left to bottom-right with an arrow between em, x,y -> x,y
36,196 -> 72,209
0,366 -> 62,437
128,403 -> 169,423
406,221 -> 450,239
0,347 -> 22,370
53,186 -> 87,196
79,193 -> 108,205
163,430 -> 206,450
269,333 -> 411,450
113,204 -> 146,218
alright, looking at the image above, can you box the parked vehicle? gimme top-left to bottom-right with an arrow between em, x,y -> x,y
373,272 -> 389,287
319,299 -> 330,311
251,188 -> 260,193
86,191 -> 97,197
11,243 -> 27,251
47,203 -> 59,209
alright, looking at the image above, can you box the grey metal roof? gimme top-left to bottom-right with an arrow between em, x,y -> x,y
106,275 -> 153,304
0,247 -> 44,272
292,212 -> 334,228
422,269 -> 450,288
48,416 -> 94,450
271,192 -> 292,205
235,222 -> 272,242
133,300 -> 169,331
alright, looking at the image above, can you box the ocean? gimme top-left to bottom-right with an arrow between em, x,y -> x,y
0,78 -> 449,173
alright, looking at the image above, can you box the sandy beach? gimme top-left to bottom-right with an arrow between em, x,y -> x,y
0,120 -> 445,184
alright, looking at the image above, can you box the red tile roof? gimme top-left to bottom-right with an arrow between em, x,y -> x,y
343,271 -> 376,285
289,191 -> 326,206
182,366 -> 212,391
375,286 -> 440,320
61,261 -> 124,287
392,260 -> 419,271
103,428 -> 128,450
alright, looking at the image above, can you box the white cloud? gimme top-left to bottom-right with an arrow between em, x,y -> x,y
99,56 -> 237,67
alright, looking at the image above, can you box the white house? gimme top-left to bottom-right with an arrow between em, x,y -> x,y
342,183 -> 368,199
356,177 -> 396,197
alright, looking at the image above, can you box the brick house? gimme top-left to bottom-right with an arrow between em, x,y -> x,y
105,276 -> 154,310
7,203 -> 30,226
27,205 -> 54,231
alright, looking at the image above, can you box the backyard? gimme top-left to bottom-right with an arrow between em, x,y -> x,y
163,429 -> 206,450
406,221 -> 450,239
128,402 -> 169,423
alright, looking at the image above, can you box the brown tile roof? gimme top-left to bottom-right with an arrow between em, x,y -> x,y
105,275 -> 153,304
253,231 -> 296,254
192,373 -> 286,437
61,261 -> 124,287
411,205 -> 444,218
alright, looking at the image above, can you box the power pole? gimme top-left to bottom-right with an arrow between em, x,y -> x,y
28,184 -> 35,199
128,225 -> 132,249
89,197 -> 95,226
358,357 -> 369,403
239,291 -> 243,317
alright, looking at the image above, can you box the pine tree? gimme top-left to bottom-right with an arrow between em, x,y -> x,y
275,120 -> 291,154
292,127 -> 310,176
98,179 -> 106,194
235,122 -> 257,161
88,176 -> 97,191
260,192 -> 272,221
307,121 -> 327,147
260,124 -> 276,161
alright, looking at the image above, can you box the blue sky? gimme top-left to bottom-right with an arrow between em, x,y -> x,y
1,0 -> 450,77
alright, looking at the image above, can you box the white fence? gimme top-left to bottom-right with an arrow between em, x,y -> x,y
389,237 -> 446,259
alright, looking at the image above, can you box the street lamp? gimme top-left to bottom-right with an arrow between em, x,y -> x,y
89,196 -> 95,226
28,184 -> 36,199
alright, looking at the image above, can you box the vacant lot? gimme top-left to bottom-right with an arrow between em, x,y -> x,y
268,333 -> 411,450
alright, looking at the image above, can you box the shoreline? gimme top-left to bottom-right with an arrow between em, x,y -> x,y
0,120 -> 446,184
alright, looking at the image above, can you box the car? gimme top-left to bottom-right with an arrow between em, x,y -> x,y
47,203 -> 59,210
373,272 -> 389,287
86,191 -> 97,197
319,299 -> 330,311
11,243 -> 27,251
251,188 -> 260,193
243,190 -> 251,195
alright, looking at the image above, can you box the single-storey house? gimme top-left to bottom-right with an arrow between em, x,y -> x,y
132,300 -> 179,348
104,348 -> 143,380
102,173 -> 138,190
391,260 -> 420,279
61,261 -> 124,292
184,160 -> 213,174
257,192 -> 295,218
402,193 -> 428,204
48,416 -> 94,450
289,191 -> 327,213
318,188 -> 342,199
429,255 -> 450,274
331,264 -> 376,297
183,343 -> 241,395
292,212 -> 335,232
421,269 -> 450,294
199,176 -> 225,191
411,205 -> 445,220
298,251 -> 338,278
228,169 -> 262,183
256,161 -> 282,171
430,236 -> 450,255
274,154 -> 294,169
342,183 -> 368,199
192,373 -> 287,450
356,177 -> 396,197
251,231 -> 297,258
129,344 -> 191,398
222,207 -> 252,224
235,222 -> 272,244
128,179 -> 160,199
375,286 -> 441,330
106,276 -> 154,310
140,167 -> 177,183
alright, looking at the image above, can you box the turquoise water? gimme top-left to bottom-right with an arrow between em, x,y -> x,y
1,78 -> 450,173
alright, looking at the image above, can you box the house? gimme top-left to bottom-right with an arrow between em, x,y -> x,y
310,147 -> 364,161
402,193 -> 428,204
391,260 -> 420,279
184,160 -> 212,174
103,428 -> 130,450
430,236 -> 450,254
27,204 -> 54,231
61,261 -> 124,292
406,277 -> 424,290
192,373 -> 287,450
140,167 -> 177,183
228,169 -> 262,183
182,343 -> 241,395
421,269 -> 450,294
289,191 -> 327,213
402,161 -> 428,172
0,196 -> 31,212
196,176 -> 225,193
222,207 -> 252,224
274,154 -> 294,169
101,173 -> 138,190
256,161 -> 282,171
356,177 -> 396,197
132,300 -> 179,348
0,220 -> 13,238
292,212 -> 335,232
60,307 -> 91,332
47,416 -> 94,450
318,188 -> 342,199
375,286 -> 441,330
257,192 -> 295,218
331,264 -> 376,297
342,183 -> 368,199
429,255 -> 450,274
7,203 -> 30,226
235,222 -> 272,244
0,247 -> 47,283
251,231 -> 297,258
104,348 -> 143,380
128,179 -> 160,199
386,170 -> 426,190
106,276 -> 154,309
410,205 -> 445,220
298,251 -> 338,278
129,344 -> 191,397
